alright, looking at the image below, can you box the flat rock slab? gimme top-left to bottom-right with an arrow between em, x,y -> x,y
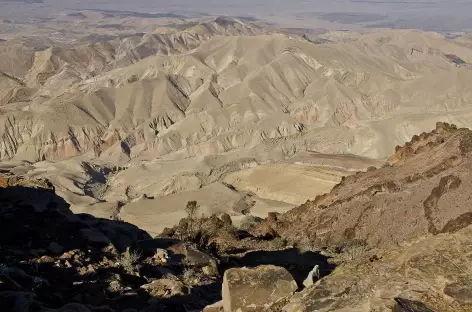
222,265 -> 297,312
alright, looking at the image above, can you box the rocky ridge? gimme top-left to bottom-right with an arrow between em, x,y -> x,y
261,122 -> 472,251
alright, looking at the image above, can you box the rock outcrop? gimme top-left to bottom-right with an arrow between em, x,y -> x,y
222,265 -> 297,312
283,224 -> 472,311
159,212 -> 287,254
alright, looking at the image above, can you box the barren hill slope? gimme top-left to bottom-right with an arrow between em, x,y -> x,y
0,17 -> 264,92
263,122 -> 472,252
2,27 -> 472,164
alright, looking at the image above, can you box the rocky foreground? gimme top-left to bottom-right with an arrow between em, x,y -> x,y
1,123 -> 472,312
0,173 -> 332,311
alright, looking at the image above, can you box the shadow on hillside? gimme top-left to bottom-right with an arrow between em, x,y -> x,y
0,185 -> 221,311
223,248 -> 336,287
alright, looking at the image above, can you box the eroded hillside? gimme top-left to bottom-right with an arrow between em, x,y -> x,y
1,20 -> 472,164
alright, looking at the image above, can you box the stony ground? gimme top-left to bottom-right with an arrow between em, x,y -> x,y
0,175 -> 223,311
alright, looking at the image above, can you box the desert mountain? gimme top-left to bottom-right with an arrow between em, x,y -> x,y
0,17 -> 264,88
1,24 -> 472,164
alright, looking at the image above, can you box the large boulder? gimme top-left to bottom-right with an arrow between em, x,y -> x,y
222,265 -> 297,312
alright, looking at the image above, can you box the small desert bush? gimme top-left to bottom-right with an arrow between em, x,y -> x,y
343,239 -> 369,261
118,248 -> 142,274
182,266 -> 204,285
182,201 -> 201,240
